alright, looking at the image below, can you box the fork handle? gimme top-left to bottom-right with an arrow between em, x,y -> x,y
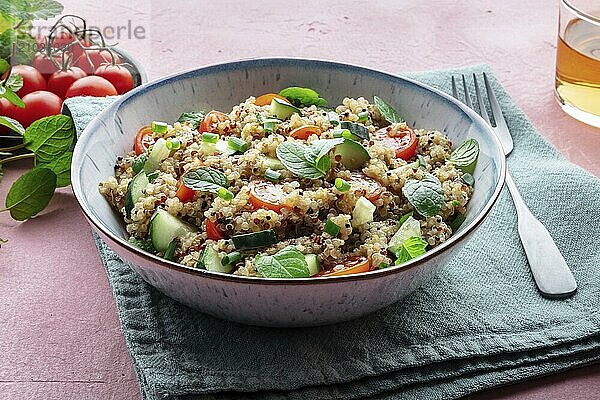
504,172 -> 577,298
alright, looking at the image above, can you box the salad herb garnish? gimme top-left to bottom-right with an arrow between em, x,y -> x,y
255,245 -> 310,278
449,138 -> 480,175
374,96 -> 404,124
402,173 -> 445,217
181,167 -> 229,195
276,138 -> 344,179
278,86 -> 327,108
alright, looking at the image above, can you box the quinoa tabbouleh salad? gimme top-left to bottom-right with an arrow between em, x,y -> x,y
99,87 -> 480,278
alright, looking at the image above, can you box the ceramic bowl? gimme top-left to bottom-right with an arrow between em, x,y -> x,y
72,58 -> 505,327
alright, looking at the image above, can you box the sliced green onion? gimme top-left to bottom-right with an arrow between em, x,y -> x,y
222,251 -> 241,266
263,118 -> 280,133
379,262 -> 391,269
332,128 -> 359,140
151,121 -> 168,134
202,132 -> 219,144
166,138 -> 181,150
264,168 -> 282,182
228,137 -> 249,153
328,111 -> 340,126
334,177 -> 350,192
324,219 -> 341,237
417,155 -> 427,168
357,111 -> 369,122
217,187 -> 234,201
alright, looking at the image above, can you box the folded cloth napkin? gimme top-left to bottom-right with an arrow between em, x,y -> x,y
64,64 -> 600,400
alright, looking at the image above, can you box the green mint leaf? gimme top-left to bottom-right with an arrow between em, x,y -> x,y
304,138 -> 344,174
5,167 -> 57,221
256,246 -> 310,278
449,138 -> 479,175
177,111 -> 204,129
276,141 -> 324,179
374,96 -> 404,124
0,59 -> 9,74
36,151 -> 72,187
181,167 -> 228,194
24,115 -> 75,163
29,0 -> 64,20
339,121 -> 369,140
0,29 -> 37,65
394,236 -> 428,264
0,115 -> 24,135
279,87 -> 327,108
5,72 -> 23,92
402,173 -> 444,217
3,87 -> 24,108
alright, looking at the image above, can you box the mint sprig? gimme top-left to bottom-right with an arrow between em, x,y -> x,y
1,115 -> 75,220
402,173 -> 445,217
181,167 -> 229,194
255,246 -> 310,278
276,138 -> 343,179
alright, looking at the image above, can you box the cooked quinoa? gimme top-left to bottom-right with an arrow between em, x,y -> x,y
99,90 -> 475,278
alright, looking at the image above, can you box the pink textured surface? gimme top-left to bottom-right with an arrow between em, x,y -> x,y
1,0 -> 599,399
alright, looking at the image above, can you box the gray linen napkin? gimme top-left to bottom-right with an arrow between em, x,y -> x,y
64,64 -> 600,400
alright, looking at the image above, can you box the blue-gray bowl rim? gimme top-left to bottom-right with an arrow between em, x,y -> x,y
72,57 -> 507,285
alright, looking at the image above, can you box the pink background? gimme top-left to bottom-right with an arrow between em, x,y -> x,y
1,0 -> 599,398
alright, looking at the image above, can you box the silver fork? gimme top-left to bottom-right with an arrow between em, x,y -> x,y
451,73 -> 577,299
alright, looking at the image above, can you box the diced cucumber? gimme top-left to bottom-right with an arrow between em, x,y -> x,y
387,215 -> 422,254
164,239 -> 178,261
124,171 -> 149,219
352,196 -> 376,227
262,156 -> 285,170
149,208 -> 196,252
144,138 -> 170,173
270,98 -> 301,120
305,254 -> 319,276
231,229 -> 277,250
333,139 -> 370,170
197,244 -> 234,273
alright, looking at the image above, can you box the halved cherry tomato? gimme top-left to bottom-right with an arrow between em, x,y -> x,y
347,172 -> 384,202
205,218 -> 224,240
199,110 -> 229,133
289,125 -> 321,140
175,178 -> 195,203
249,180 -> 287,213
372,125 -> 418,160
134,126 -> 155,155
320,256 -> 371,276
254,93 -> 290,106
